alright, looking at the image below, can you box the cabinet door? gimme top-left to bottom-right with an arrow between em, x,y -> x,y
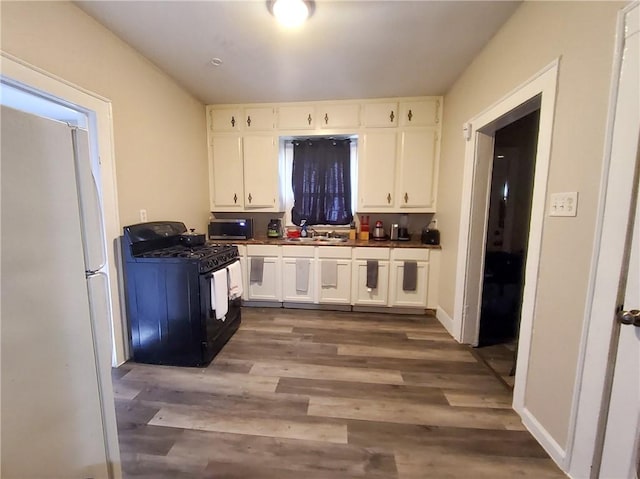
210,135 -> 244,210
318,104 -> 360,129
389,260 -> 429,308
358,131 -> 397,210
277,105 -> 315,130
399,99 -> 440,127
398,128 -> 437,210
362,102 -> 398,127
247,256 -> 281,301
244,107 -> 275,130
210,108 -> 241,132
243,135 -> 280,209
282,257 -> 316,303
351,260 -> 389,306
317,258 -> 352,304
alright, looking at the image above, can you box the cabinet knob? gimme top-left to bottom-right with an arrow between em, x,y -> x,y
231,116 -> 236,127
233,193 -> 238,204
248,193 -> 252,203
389,111 -> 395,123
324,113 -> 329,125
247,115 -> 251,127
408,109 -> 413,122
404,192 -> 409,203
387,193 -> 391,204
307,114 -> 312,125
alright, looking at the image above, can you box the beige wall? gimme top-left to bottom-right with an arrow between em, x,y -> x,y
438,1 -> 623,447
1,1 -> 209,231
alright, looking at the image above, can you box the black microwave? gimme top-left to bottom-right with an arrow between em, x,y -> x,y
208,219 -> 253,240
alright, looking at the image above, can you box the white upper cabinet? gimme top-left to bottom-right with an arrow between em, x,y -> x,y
244,107 -> 275,130
208,97 -> 441,214
210,134 -> 244,210
242,135 -> 280,209
397,128 -> 438,210
210,108 -> 241,131
318,103 -> 360,129
362,102 -> 398,127
358,131 -> 397,211
399,99 -> 440,127
277,105 -> 315,130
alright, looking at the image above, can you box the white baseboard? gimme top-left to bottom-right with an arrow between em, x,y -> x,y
520,406 -> 569,474
436,306 -> 457,339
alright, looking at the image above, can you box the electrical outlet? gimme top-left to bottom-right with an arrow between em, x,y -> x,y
139,209 -> 147,222
430,219 -> 438,229
549,192 -> 578,217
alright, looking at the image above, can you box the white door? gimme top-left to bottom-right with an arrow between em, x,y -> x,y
398,128 -> 437,210
600,181 -> 640,478
598,6 -> 640,476
358,131 -> 397,210
211,134 -> 244,210
243,135 -> 279,209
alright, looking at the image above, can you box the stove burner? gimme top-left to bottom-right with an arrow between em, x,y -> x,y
138,243 -> 238,273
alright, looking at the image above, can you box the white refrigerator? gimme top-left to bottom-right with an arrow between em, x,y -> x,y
1,105 -> 121,478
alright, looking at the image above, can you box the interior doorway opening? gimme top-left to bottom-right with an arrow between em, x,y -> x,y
479,110 -> 540,347
475,110 -> 540,388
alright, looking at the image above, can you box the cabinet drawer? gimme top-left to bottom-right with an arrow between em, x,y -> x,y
362,102 -> 398,127
391,248 -> 429,262
317,246 -> 352,259
281,245 -> 315,258
247,245 -> 280,257
353,247 -> 390,261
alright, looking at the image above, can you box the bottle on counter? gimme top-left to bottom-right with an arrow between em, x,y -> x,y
349,221 -> 357,240
300,219 -> 308,238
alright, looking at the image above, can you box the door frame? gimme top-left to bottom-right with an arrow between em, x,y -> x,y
0,51 -> 127,366
452,59 -> 560,456
568,3 -> 639,477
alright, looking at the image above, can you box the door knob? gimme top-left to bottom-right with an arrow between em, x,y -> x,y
617,309 -> 640,327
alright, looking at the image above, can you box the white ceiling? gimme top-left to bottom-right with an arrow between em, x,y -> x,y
76,1 -> 521,105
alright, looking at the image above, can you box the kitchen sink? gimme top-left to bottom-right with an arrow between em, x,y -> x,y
284,236 -> 348,243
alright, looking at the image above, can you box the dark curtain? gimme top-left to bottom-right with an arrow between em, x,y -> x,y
291,138 -> 353,226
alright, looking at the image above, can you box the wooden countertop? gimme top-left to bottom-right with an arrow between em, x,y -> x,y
209,236 -> 441,249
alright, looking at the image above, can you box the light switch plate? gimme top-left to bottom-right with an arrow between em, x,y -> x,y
549,192 -> 578,217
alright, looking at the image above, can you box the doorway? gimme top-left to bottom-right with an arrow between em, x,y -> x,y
478,110 -> 540,351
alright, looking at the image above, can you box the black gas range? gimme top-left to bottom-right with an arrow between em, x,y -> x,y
121,221 -> 241,367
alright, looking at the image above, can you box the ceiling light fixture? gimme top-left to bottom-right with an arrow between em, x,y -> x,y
267,0 -> 315,28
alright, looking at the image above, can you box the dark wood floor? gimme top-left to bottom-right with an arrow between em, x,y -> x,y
113,307 -> 564,478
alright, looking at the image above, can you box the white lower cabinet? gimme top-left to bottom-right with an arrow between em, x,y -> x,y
281,246 -> 315,303
246,245 -> 281,302
351,248 -> 390,306
316,246 -> 352,305
389,248 -> 429,308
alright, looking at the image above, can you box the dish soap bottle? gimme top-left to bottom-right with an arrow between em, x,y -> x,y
300,219 -> 308,238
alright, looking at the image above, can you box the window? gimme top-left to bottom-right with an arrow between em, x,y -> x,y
283,137 -> 357,227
